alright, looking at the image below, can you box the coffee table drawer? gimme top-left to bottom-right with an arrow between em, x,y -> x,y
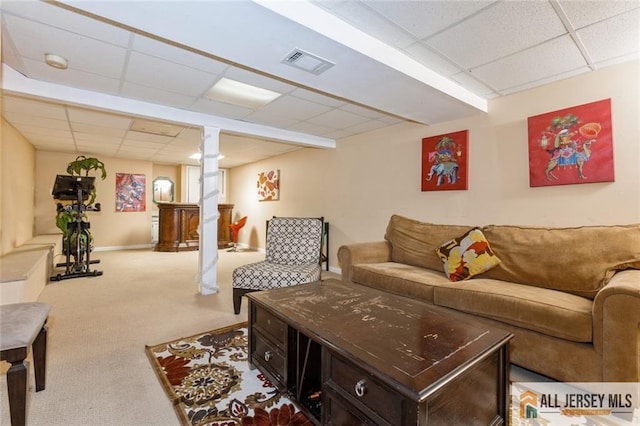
253,306 -> 286,346
325,352 -> 402,425
253,331 -> 286,386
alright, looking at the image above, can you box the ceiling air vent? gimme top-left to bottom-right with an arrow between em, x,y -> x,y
281,49 -> 335,75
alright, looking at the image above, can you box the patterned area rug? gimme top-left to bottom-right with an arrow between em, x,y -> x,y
145,323 -> 311,426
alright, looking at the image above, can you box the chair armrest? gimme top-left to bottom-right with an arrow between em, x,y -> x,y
592,269 -> 640,381
337,241 -> 392,282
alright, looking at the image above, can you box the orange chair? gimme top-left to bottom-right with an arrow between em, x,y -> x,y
228,216 -> 248,252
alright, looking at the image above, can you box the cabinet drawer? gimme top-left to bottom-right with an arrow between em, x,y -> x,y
326,354 -> 402,425
324,387 -> 376,425
253,306 -> 286,346
253,332 -> 286,386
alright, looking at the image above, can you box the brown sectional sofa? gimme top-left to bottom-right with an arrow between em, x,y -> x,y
337,215 -> 640,382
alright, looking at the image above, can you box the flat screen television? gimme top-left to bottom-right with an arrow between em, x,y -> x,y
52,175 -> 96,201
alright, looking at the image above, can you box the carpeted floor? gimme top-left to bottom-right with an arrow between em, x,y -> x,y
1,248 -> 332,426
145,323 -> 311,426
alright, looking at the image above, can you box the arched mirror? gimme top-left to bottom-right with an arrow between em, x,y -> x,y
153,177 -> 174,203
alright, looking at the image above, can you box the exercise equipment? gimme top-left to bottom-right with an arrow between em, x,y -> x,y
50,175 -> 103,281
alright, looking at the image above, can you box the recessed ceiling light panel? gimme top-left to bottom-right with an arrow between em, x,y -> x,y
282,49 -> 334,75
205,78 -> 281,109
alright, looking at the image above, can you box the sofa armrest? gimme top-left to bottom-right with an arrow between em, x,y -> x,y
592,269 -> 640,381
337,241 -> 392,282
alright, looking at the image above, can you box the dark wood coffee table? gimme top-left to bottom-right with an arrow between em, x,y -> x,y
247,279 -> 513,425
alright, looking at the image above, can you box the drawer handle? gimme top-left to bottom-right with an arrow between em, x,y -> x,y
354,379 -> 367,397
264,350 -> 272,362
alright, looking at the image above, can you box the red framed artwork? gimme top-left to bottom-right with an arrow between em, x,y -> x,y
115,173 -> 146,212
421,130 -> 468,191
528,98 -> 614,187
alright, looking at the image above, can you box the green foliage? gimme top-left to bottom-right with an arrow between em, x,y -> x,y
66,156 -> 107,179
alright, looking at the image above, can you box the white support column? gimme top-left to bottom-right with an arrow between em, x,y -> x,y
198,126 -> 221,294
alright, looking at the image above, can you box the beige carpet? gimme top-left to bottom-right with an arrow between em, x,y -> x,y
1,248 -> 337,425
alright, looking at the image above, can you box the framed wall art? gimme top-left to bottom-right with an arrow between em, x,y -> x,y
528,98 -> 614,187
257,169 -> 279,201
421,130 -> 468,191
115,173 -> 146,212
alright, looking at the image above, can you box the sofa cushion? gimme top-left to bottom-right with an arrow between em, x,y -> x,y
434,279 -> 593,342
482,224 -> 640,299
435,228 -> 501,281
384,215 -> 472,273
352,262 -> 453,303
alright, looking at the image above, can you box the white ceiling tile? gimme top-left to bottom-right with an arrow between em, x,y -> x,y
121,139 -> 169,149
343,119 -> 389,135
428,1 -> 567,68
20,57 -> 121,94
577,9 -> 640,63
73,133 -> 123,145
338,103 -> 387,120
131,34 -> 228,75
124,131 -> 174,144
308,109 -> 371,129
125,52 -> 217,97
120,82 -> 196,109
3,14 -> 128,78
2,96 -> 67,119
364,0 -> 496,40
1,1 -> 132,47
67,108 -> 131,129
559,1 -> 640,29
70,123 -> 128,138
470,36 -> 587,91
5,114 -> 70,131
499,66 -> 590,95
290,88 -> 346,108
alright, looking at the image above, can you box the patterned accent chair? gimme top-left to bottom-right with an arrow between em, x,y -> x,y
232,217 -> 324,314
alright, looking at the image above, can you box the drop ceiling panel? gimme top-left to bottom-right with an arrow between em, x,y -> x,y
1,0 -> 131,47
131,34 -> 228,75
125,51 -> 217,97
577,10 -> 640,63
252,95 -> 333,122
2,97 -> 67,119
70,123 -> 127,137
120,82 -> 196,109
307,109 -> 372,129
124,131 -> 174,144
67,108 -> 131,128
2,14 -> 128,78
560,0 -> 640,29
427,1 -> 567,68
471,36 -> 588,91
366,0 -> 496,40
20,57 -> 121,93
73,133 -> 123,145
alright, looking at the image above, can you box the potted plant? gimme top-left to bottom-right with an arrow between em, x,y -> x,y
55,156 -> 107,259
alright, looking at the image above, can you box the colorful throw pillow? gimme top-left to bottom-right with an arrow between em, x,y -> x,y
436,228 -> 501,282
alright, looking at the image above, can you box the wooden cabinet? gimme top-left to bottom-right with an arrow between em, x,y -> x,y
155,203 -> 199,252
217,204 -> 234,249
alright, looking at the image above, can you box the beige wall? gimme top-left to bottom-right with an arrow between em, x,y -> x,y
34,151 -> 158,249
228,60 -> 640,269
1,118 -> 36,254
